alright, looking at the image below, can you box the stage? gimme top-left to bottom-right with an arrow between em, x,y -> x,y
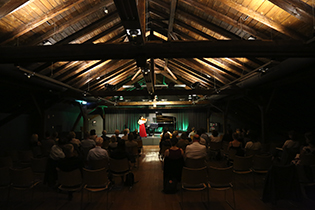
141,134 -> 160,146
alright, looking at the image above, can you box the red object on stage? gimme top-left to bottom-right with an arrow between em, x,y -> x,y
139,123 -> 147,137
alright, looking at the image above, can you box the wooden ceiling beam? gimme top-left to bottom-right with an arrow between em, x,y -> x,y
220,0 -> 307,40
0,0 -> 86,45
182,0 -> 270,40
0,0 -> 29,19
1,40 -> 314,63
268,0 -> 314,24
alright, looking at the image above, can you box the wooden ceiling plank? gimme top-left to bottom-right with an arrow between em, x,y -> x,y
0,0 -> 87,45
220,0 -> 306,40
182,0 -> 270,40
268,0 -> 314,24
0,0 -> 29,19
26,1 -> 116,46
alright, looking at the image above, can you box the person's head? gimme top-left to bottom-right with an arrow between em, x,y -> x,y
84,131 -> 90,139
191,127 -> 195,131
117,140 -> 126,150
193,134 -> 200,142
45,131 -> 50,138
180,132 -> 188,140
110,135 -> 116,143
123,129 -> 129,136
63,144 -> 74,158
128,133 -> 135,141
211,130 -> 218,137
115,129 -> 120,136
232,132 -> 239,140
139,116 -> 143,120
164,133 -> 170,140
69,131 -> 76,139
102,130 -> 107,136
134,129 -> 138,134
51,131 -> 58,139
171,138 -> 178,146
90,129 -> 96,136
172,130 -> 178,137
30,133 -> 38,143
95,137 -> 103,146
288,130 -> 298,141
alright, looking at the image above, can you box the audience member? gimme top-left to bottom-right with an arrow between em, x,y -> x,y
301,131 -> 315,155
110,140 -> 130,160
210,130 -> 221,142
176,132 -> 190,151
245,130 -> 262,151
69,131 -> 81,147
30,133 -> 42,157
121,129 -> 129,141
108,135 -> 118,152
87,137 -> 109,161
282,130 -> 300,149
101,130 -> 110,142
228,132 -> 244,156
125,133 -> 138,148
81,131 -> 96,159
185,134 -> 207,159
41,131 -> 56,156
115,129 -> 121,142
188,127 -> 196,140
90,129 -> 97,141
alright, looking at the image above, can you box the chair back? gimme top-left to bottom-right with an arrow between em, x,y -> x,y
0,166 -> 10,187
182,166 -> 207,186
208,166 -> 233,185
233,155 -> 253,171
252,154 -> 273,171
31,157 -> 47,173
209,141 -> 222,151
10,167 -> 34,187
245,148 -> 261,156
83,168 -> 109,187
88,158 -> 109,170
185,157 -> 206,168
57,169 -> 82,187
109,158 -> 129,174
0,156 -> 13,167
299,154 -> 315,165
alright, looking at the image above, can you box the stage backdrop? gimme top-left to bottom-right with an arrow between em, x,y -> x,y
102,109 -> 208,133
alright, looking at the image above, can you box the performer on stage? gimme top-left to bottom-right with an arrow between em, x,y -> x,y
138,116 -> 147,138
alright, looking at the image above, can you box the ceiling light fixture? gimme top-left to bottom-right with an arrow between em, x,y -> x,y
104,7 -> 109,14
126,29 -> 141,38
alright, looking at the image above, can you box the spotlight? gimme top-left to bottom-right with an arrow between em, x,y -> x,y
190,82 -> 200,89
126,29 -> 141,39
104,7 -> 108,14
119,96 -> 124,101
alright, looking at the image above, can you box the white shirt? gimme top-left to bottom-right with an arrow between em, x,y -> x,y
185,142 -> 207,159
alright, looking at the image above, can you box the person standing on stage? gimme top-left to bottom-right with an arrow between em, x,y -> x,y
138,116 -> 147,138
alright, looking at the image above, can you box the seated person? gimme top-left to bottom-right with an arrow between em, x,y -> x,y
185,134 -> 207,159
245,130 -> 262,151
228,132 -> 244,156
210,130 -> 221,142
283,130 -> 300,150
176,132 -> 190,151
87,137 -> 109,161
163,138 -> 184,193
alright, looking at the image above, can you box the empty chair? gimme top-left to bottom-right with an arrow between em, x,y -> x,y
109,158 -> 130,186
9,167 -> 40,208
233,155 -> 253,185
82,168 -> 111,209
88,158 -> 109,170
252,154 -> 273,186
57,168 -> 82,206
31,157 -> 47,181
185,157 -> 207,168
208,166 -> 235,209
180,166 -> 209,210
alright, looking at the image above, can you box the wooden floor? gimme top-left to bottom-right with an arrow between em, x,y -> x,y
1,145 -> 315,210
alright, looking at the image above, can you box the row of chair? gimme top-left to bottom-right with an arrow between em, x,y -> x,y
181,165 -> 235,210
